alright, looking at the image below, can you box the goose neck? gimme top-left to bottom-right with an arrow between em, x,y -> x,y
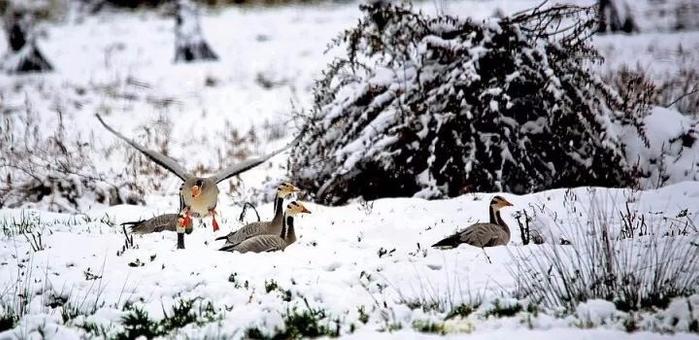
284,214 -> 296,244
489,205 -> 509,233
272,196 -> 284,223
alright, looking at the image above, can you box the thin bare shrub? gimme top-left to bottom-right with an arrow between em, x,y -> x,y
604,64 -> 699,116
0,252 -> 36,332
509,195 -> 699,312
1,104 -> 142,212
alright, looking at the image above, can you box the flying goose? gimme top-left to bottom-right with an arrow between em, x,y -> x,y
219,201 -> 310,253
216,182 -> 300,248
432,196 -> 514,248
96,114 -> 290,233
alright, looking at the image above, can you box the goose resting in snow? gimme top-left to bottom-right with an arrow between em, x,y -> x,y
432,196 -> 514,248
216,182 -> 300,248
219,201 -> 310,253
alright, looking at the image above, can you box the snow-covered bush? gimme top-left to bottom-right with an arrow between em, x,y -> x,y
289,2 -> 646,204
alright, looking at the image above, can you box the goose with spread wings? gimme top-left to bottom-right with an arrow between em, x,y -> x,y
96,114 -> 290,232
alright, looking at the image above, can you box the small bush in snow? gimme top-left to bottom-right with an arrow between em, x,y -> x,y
412,319 -> 446,334
483,299 -> 523,318
246,298 -> 340,339
116,298 -> 220,339
0,256 -> 35,333
0,305 -> 17,332
117,305 -> 160,340
290,2 -> 645,204
445,303 -> 478,320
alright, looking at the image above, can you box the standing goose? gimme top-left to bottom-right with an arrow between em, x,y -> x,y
96,114 -> 290,233
432,196 -> 514,248
219,201 -> 310,253
216,182 -> 300,247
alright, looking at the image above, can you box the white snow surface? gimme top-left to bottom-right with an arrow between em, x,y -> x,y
1,183 -> 698,338
1,0 -> 698,338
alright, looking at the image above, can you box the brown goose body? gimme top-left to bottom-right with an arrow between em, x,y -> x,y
122,213 -> 182,234
180,177 -> 219,218
218,219 -> 279,249
216,183 -> 298,248
227,234 -> 288,253
432,196 -> 513,249
220,201 -> 309,253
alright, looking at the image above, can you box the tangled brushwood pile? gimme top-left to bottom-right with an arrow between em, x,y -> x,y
290,1 -> 650,205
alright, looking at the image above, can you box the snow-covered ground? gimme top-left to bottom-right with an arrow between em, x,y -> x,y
1,183 -> 698,339
1,0 -> 698,338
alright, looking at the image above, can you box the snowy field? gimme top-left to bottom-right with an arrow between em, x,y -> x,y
1,184 -> 698,338
1,0 -> 698,338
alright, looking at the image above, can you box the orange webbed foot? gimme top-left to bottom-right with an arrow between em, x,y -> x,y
210,209 -> 220,232
178,211 -> 193,231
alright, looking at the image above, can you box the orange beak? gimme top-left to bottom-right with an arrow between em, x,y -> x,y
502,199 -> 513,207
300,206 -> 311,214
191,185 -> 202,198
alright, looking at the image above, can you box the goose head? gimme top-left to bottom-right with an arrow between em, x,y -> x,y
277,182 -> 301,198
286,201 -> 311,216
190,178 -> 216,199
490,196 -> 513,211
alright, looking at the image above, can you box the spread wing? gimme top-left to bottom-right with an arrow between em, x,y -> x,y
96,114 -> 190,181
210,134 -> 301,184
219,235 -> 286,253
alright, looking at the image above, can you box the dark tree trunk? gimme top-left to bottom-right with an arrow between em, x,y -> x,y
174,0 -> 218,63
2,10 -> 53,73
597,0 -> 637,33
